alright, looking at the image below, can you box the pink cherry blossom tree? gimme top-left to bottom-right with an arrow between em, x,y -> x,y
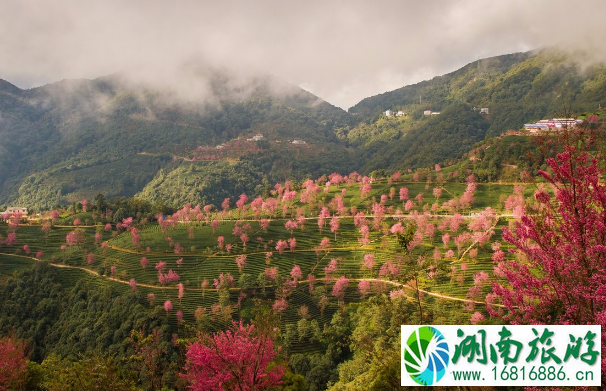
290,265 -> 302,282
155,261 -> 167,273
360,183 -> 372,199
164,300 -> 173,316
221,198 -> 230,213
240,233 -> 249,248
41,221 -> 51,236
332,276 -> 349,303
330,216 -> 340,240
272,298 -> 288,313
284,220 -> 298,236
275,240 -> 288,254
177,283 -> 184,301
50,210 -> 60,222
259,219 -> 270,230
470,312 -> 485,325
287,237 -> 296,253
324,259 -> 339,282
492,128 -> 606,375
65,230 -> 85,247
0,336 -> 28,390
181,321 -> 284,391
307,275 -> 316,294
264,268 -> 278,281
211,220 -> 219,233
362,254 -> 375,271
404,200 -> 414,212
235,255 -> 247,273
201,279 -> 209,298
315,237 -> 331,259
358,280 -> 371,298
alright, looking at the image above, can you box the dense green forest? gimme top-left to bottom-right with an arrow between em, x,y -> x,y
0,261 -> 429,390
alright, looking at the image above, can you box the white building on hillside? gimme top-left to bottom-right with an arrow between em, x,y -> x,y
247,134 -> 264,141
3,207 -> 28,216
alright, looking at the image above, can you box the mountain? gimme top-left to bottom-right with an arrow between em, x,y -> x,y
344,49 -> 606,171
2,49 -> 606,210
0,67 -> 354,209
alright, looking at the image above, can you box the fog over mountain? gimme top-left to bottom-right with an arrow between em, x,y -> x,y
2,0 -> 606,108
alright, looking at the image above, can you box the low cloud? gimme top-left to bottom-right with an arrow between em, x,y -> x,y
1,0 -> 605,109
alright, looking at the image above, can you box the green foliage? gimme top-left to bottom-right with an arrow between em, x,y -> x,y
395,223 -> 416,249
37,353 -> 140,391
0,263 -> 64,361
280,370 -> 307,391
0,71 -> 351,209
290,353 -> 339,391
0,263 -> 179,388
0,174 -> 524,390
362,102 -> 489,171
346,51 -> 606,171
135,160 -> 264,208
242,145 -> 358,185
467,135 -> 547,182
327,295 -> 415,391
349,50 -> 604,136
3,50 -> 606,209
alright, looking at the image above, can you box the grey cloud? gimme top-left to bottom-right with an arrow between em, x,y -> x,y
1,0 -> 605,109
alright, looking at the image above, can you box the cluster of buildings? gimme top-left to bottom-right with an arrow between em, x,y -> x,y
246,134 -> 264,142
475,107 -> 490,115
3,207 -> 28,216
524,118 -> 582,133
385,107 -> 490,118
1,207 -> 29,221
212,133 -> 307,148
384,110 -> 407,117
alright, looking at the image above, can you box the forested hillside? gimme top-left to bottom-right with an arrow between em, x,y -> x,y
2,50 -> 606,210
346,49 -> 606,171
0,69 -> 352,209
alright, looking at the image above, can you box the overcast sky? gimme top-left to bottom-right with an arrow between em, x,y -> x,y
2,0 -> 605,109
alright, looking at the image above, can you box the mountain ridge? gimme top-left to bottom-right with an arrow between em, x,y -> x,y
2,49 -> 606,209
0,68 -> 353,209
342,49 -> 606,172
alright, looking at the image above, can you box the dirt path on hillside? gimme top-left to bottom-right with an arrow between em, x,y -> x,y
0,252 -> 502,307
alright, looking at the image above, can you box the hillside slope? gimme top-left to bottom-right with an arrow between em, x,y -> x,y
3,49 -> 606,209
346,49 -> 606,171
0,68 -> 353,209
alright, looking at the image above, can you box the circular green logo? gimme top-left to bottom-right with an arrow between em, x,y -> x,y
403,326 -> 450,386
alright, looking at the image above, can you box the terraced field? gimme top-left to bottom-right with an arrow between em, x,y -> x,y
0,179 -> 524,351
